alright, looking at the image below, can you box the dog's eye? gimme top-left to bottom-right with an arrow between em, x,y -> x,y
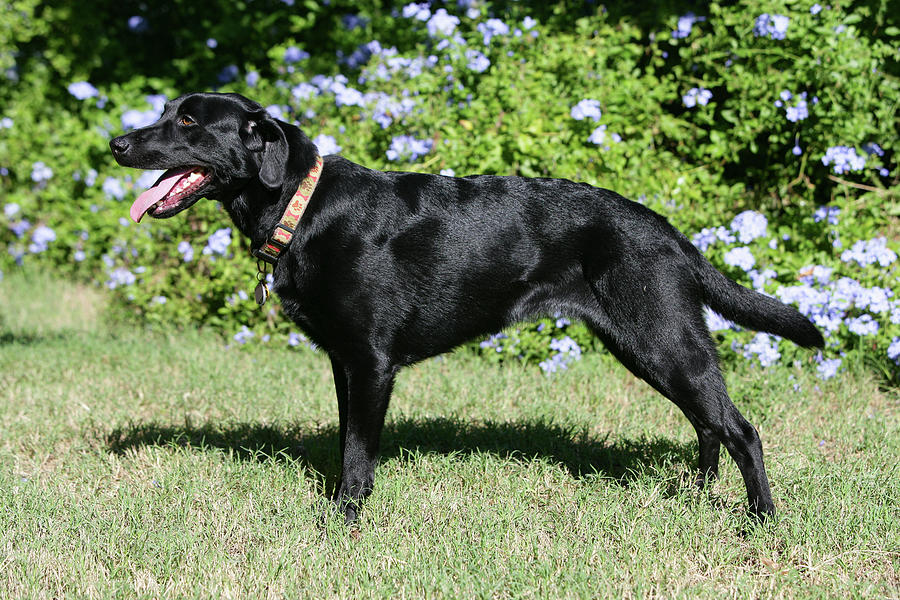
178,116 -> 196,126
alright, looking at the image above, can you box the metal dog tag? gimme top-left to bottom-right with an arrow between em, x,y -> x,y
254,280 -> 269,306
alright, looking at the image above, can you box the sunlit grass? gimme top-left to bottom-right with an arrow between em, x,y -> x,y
1,270 -> 897,598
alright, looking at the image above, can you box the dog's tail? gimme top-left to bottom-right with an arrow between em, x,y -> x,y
692,250 -> 824,348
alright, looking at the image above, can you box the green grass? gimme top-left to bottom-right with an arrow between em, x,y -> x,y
1,270 -> 898,599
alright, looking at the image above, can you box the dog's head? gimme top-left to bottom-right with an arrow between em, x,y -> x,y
110,92 -> 290,222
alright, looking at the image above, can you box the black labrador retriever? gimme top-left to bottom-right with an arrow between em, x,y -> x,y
110,92 -> 824,523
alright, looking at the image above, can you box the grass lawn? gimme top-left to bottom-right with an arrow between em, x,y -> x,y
1,270 -> 898,599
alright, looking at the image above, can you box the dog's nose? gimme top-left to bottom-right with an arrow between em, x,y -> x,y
110,136 -> 130,156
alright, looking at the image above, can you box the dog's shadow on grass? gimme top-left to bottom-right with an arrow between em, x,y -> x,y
105,416 -> 697,494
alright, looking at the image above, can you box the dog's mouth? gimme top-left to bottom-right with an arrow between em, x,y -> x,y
130,166 -> 213,223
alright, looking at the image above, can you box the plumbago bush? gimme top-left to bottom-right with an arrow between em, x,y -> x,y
1,1 -> 898,382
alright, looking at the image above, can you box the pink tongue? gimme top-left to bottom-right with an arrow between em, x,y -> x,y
130,168 -> 194,223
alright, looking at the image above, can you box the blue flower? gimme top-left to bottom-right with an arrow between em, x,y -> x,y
540,336 -> 582,374
798,265 -> 833,287
128,16 -> 148,32
783,92 -> 809,122
723,246 -> 755,271
217,64 -> 239,84
10,219 -> 31,238
777,285 -> 828,320
284,46 -> 310,63
861,142 -> 884,157
234,326 -> 255,345
206,38 -> 218,49
587,125 -> 608,146
28,225 -> 56,253
813,205 -> 840,225
4,203 -> 19,218
748,268 -> 777,291
792,142 -> 803,156
370,94 -> 416,129
402,2 -> 431,21
68,81 -> 99,100
672,12 -> 704,39
811,4 -> 823,15
102,177 -> 126,200
571,99 -> 602,122
539,354 -> 566,374
342,40 -> 390,70
107,267 -> 137,289
386,135 -> 433,162
342,14 -> 368,30
8,245 -> 24,266
121,98 -> 165,130
816,356 -> 841,380
550,336 -> 581,357
705,307 -> 734,331
203,228 -> 232,257
458,0 -> 479,19
178,241 -> 194,262
743,333 -> 781,367
427,9 -> 459,37
522,16 -> 538,30
730,210 -> 768,244
0,117 -> 11,129
332,82 -> 366,108
888,337 -> 900,363
691,226 -> 735,252
135,170 -> 163,190
855,286 -> 893,313
480,332 -> 509,353
465,49 -> 490,73
288,332 -> 313,348
291,82 -> 318,100
691,227 -> 716,252
754,14 -> 789,39
821,146 -> 866,174
847,314 -> 879,336
246,71 -> 260,87
312,133 -> 342,156
31,161 -> 53,183
477,18 -> 510,45
840,237 -> 897,267
683,87 -> 712,108
264,105 -> 286,120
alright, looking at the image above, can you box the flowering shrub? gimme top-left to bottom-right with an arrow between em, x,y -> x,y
1,1 -> 898,382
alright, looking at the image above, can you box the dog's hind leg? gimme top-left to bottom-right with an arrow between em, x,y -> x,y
682,411 -> 721,488
329,356 -> 397,524
584,267 -> 775,519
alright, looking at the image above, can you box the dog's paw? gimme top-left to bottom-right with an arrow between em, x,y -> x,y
315,496 -> 359,529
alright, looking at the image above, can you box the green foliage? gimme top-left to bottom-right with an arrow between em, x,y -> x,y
1,0 -> 898,380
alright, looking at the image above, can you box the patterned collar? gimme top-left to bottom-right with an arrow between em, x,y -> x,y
255,154 -> 324,265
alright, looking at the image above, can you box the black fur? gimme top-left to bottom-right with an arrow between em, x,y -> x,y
110,92 -> 824,523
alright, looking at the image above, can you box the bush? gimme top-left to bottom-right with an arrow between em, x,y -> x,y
1,1 -> 898,381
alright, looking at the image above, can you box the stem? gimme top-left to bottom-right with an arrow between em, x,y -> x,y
827,175 -> 893,196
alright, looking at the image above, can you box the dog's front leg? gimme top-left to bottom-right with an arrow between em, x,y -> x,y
330,356 -> 396,524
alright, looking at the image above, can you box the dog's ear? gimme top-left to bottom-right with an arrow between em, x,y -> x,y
241,111 -> 288,191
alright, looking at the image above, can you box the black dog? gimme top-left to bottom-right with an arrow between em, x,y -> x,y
110,92 -> 824,523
